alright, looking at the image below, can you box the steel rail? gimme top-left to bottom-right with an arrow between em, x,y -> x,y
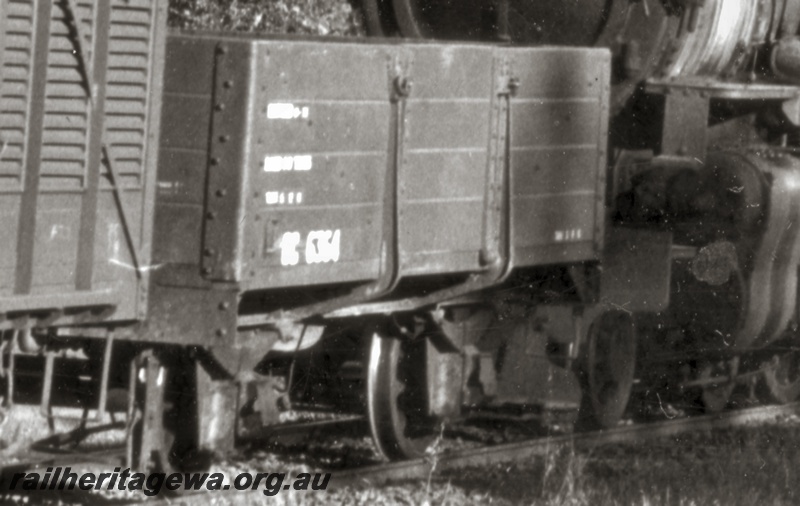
327,401 -> 800,490
3,402 -> 798,504
148,402 -> 800,505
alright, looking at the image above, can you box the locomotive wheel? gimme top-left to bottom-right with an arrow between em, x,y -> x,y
390,0 -> 426,37
697,358 -> 739,413
582,311 -> 637,428
761,352 -> 800,404
361,0 -> 490,40
366,329 -> 434,460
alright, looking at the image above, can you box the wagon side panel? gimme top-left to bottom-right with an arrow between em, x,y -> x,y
0,0 -> 166,323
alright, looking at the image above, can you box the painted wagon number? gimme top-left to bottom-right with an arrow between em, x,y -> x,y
279,230 -> 341,266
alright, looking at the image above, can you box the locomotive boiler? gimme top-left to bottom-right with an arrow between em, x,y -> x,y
3,0 -> 800,473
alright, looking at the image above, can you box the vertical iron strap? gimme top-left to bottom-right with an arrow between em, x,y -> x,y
480,56 -> 512,272
500,73 -> 514,271
15,0 -> 54,294
368,69 -> 410,297
76,0 -> 112,290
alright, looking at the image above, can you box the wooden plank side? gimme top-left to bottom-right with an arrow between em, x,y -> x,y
242,41 -> 392,289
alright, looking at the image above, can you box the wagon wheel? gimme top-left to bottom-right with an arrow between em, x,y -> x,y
366,329 -> 435,460
760,352 -> 800,404
697,357 -> 739,413
581,311 -> 637,428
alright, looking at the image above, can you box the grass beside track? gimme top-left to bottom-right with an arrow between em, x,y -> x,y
341,420 -> 800,506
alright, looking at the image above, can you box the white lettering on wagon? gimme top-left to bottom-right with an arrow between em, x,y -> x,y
554,228 -> 583,242
279,231 -> 302,266
266,191 -> 303,205
267,103 -> 309,120
264,155 -> 312,172
279,229 -> 341,266
306,229 -> 341,264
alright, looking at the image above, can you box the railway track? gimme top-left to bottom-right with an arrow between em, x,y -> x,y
328,401 -> 800,490
2,401 -> 798,504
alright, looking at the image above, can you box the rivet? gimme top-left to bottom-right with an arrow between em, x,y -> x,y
209,157 -> 220,166
202,267 -> 212,275
219,301 -> 230,310
219,135 -> 230,143
216,188 -> 227,197
224,80 -> 234,88
203,248 -> 215,257
217,45 -> 228,55
216,328 -> 228,337
206,211 -> 217,220
215,103 -> 225,111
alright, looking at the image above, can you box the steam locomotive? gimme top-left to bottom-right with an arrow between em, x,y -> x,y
2,0 -> 800,472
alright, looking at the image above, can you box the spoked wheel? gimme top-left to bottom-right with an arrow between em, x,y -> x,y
581,310 -> 637,428
696,357 -> 739,413
366,329 -> 435,460
361,0 -> 612,44
361,0 -> 494,39
760,352 -> 800,404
